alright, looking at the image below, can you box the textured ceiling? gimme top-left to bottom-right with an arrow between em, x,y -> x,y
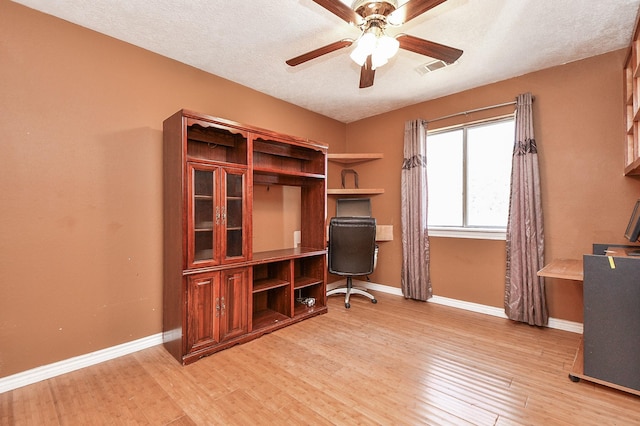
11,0 -> 640,123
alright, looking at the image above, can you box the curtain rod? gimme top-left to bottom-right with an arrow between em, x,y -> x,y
426,100 -> 518,124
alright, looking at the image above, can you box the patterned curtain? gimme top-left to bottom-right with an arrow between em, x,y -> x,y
504,93 -> 548,326
401,119 -> 432,301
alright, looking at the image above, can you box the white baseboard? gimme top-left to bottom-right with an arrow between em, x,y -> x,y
0,333 -> 163,394
546,317 -> 583,334
2,281 -> 583,394
329,279 -> 583,334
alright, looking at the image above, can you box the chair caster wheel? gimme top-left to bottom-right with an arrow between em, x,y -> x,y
371,299 -> 377,304
568,374 -> 580,383
345,302 -> 350,308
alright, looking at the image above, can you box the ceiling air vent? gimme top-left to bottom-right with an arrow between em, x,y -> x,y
415,59 -> 451,76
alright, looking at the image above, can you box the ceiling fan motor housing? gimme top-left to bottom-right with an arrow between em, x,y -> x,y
352,0 -> 398,18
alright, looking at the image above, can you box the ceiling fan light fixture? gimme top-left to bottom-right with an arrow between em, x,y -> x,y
377,34 -> 399,58
349,47 -> 369,66
371,49 -> 388,69
350,27 -> 399,68
360,31 -> 378,52
350,31 -> 377,65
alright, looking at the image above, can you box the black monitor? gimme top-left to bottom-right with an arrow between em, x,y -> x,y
624,199 -> 640,242
336,198 -> 371,217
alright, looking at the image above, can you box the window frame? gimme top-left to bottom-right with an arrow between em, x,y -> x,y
426,115 -> 515,240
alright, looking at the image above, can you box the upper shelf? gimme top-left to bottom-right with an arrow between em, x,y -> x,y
327,152 -> 384,195
327,188 -> 384,195
327,153 -> 383,165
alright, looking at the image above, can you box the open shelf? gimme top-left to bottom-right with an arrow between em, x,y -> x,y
623,29 -> 640,175
327,188 -> 384,195
252,283 -> 291,326
251,258 -> 292,329
253,260 -> 290,289
327,152 -> 384,194
252,309 -> 290,330
253,278 -> 289,293
293,282 -> 325,317
253,137 -> 325,177
327,153 -> 383,164
186,120 -> 248,165
294,276 -> 323,290
253,167 -> 325,180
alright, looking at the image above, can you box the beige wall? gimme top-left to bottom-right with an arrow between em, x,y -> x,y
3,0 -> 640,379
253,185 -> 301,252
0,1 -> 346,378
345,49 -> 640,322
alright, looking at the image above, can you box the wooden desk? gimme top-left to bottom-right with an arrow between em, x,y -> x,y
538,257 -> 640,396
537,259 -> 583,281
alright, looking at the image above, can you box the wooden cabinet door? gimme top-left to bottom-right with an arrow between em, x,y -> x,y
220,167 -> 249,264
187,164 -> 248,268
219,267 -> 249,342
186,273 -> 220,354
187,163 -> 220,269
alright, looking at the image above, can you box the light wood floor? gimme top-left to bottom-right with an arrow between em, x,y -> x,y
2,292 -> 639,425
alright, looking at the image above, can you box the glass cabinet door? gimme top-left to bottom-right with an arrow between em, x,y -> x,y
222,168 -> 247,262
188,164 -> 219,267
188,163 -> 247,268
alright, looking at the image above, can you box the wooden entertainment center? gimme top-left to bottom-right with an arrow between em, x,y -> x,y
162,109 -> 328,365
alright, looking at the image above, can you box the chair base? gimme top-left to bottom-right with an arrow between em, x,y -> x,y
327,276 -> 377,309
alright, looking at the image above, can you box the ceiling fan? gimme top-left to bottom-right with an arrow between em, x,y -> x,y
286,0 -> 463,88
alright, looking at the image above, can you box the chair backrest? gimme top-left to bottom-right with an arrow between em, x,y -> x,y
328,217 -> 377,276
336,198 -> 371,217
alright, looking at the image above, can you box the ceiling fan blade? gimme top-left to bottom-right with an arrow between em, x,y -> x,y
312,0 -> 363,26
286,39 -> 354,66
359,55 -> 375,88
389,0 -> 448,25
397,34 -> 463,64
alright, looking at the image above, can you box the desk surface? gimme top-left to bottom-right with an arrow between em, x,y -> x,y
537,259 -> 584,281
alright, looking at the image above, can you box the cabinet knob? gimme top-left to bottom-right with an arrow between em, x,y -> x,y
215,297 -> 220,317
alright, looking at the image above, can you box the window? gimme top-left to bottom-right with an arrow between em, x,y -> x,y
426,118 -> 515,239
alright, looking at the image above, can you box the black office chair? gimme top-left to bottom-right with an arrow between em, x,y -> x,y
327,217 -> 378,308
